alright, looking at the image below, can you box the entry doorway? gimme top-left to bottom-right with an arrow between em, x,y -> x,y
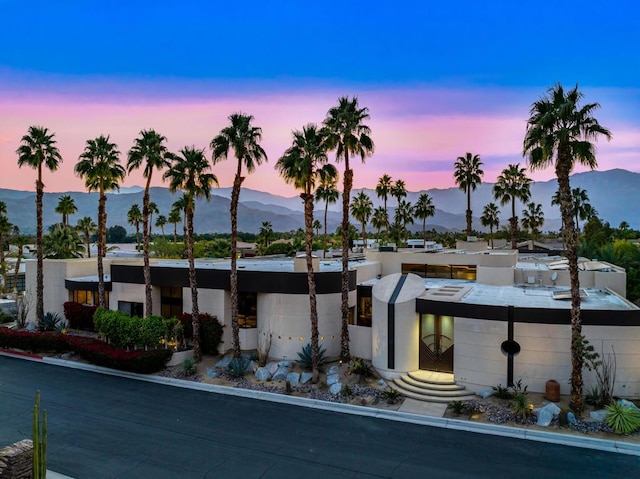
419,314 -> 454,373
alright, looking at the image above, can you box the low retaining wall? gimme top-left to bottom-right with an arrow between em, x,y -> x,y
0,439 -> 33,479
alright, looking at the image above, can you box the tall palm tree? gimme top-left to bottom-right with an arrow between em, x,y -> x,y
414,193 -> 435,248
164,147 -> 218,362
376,174 -> 393,235
493,164 -> 532,249
172,195 -> 189,253
393,200 -> 414,246
276,123 -> 329,383
258,221 -> 274,250
16,126 -> 63,322
350,191 -> 373,249
371,207 -> 388,240
523,83 -> 611,413
55,195 -> 77,226
168,208 -> 182,243
127,129 -> 171,317
571,187 -> 590,233
43,224 -> 84,259
323,96 -> 375,361
148,201 -> 159,238
75,135 -> 126,308
76,216 -> 97,258
521,202 -> 545,243
480,203 -> 500,249
211,113 -> 268,359
390,179 -> 407,207
312,219 -> 322,238
127,204 -> 142,250
453,152 -> 483,236
155,215 -> 167,237
314,165 -> 339,257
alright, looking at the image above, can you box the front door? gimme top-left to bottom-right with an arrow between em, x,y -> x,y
419,314 -> 454,373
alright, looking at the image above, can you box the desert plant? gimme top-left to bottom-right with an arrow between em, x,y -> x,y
604,402 -> 640,435
227,357 -> 248,377
381,386 -> 402,404
341,384 -> 353,396
492,384 -> 513,400
33,390 -> 47,479
348,357 -> 375,379
39,312 -> 66,332
511,392 -> 531,421
449,400 -> 467,415
285,380 -> 293,395
257,330 -> 272,367
581,337 -> 617,409
511,378 -> 528,395
585,385 -> 604,408
296,343 -> 327,371
182,358 -> 197,376
15,291 -> 32,329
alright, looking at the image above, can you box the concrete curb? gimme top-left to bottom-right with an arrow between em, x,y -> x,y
3,350 -> 640,457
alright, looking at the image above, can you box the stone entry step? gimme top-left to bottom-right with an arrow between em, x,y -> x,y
392,370 -> 476,403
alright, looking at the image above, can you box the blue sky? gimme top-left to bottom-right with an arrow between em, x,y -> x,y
1,0 -> 638,194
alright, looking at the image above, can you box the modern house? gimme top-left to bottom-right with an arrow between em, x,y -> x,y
25,241 -> 640,399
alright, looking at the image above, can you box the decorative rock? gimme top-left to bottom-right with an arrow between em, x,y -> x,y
286,372 -> 300,386
479,389 -> 494,399
590,409 -> 609,422
377,379 -> 388,389
330,382 -> 343,395
255,367 -> 271,381
267,362 -> 279,375
247,360 -> 258,372
536,408 -> 554,427
541,402 -> 561,416
567,411 -> 577,424
272,366 -> 289,381
206,368 -> 218,378
300,372 -> 313,384
618,399 -> 640,411
327,365 -> 340,375
215,355 -> 233,369
278,360 -> 292,368
327,373 -> 340,386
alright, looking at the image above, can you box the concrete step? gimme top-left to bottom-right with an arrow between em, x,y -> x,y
393,378 -> 472,398
391,382 -> 477,403
400,374 -> 464,392
391,370 -> 477,403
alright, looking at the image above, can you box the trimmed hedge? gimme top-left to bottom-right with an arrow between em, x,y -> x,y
178,312 -> 224,355
0,328 -> 172,374
93,308 -> 179,350
63,302 -> 98,331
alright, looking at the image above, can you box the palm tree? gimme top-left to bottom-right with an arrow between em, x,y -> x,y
77,216 -> 97,258
11,235 -> 30,293
312,219 -> 322,238
55,195 -> 77,226
493,164 -> 532,249
43,224 -> 84,259
164,147 -> 218,362
582,204 -> 598,223
414,193 -> 435,248
350,191 -> 373,249
390,179 -> 407,206
127,129 -> 171,317
521,202 -> 545,243
172,195 -> 189,252
0,214 -> 11,290
155,215 -> 167,238
523,83 -> 612,413
168,205 -> 182,243
453,152 -> 483,236
211,113 -> 267,359
258,221 -> 274,250
371,207 -> 388,240
393,200 -> 414,246
127,204 -> 142,250
276,123 -> 329,383
16,126 -> 63,322
323,96 -> 375,362
148,201 -> 159,238
480,203 -> 500,249
376,174 -> 393,235
75,135 -> 126,308
571,187 -> 590,233
314,165 -> 339,257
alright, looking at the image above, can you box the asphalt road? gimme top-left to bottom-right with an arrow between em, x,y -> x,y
0,356 -> 638,479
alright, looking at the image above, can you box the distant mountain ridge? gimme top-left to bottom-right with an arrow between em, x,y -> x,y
1,169 -> 638,234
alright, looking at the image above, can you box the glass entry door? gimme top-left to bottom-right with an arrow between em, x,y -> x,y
419,314 -> 454,373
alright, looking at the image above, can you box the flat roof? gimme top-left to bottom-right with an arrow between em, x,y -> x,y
154,258 -> 376,273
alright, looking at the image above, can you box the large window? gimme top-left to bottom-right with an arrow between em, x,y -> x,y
161,286 -> 183,319
401,263 -> 426,278
356,285 -> 372,327
238,292 -> 257,328
118,301 -> 143,317
5,275 -> 25,292
72,289 -> 108,306
401,263 -> 477,281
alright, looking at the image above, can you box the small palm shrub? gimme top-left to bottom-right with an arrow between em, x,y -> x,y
492,384 -> 513,399
341,384 -> 353,396
227,357 -> 249,377
348,357 -> 375,379
296,343 -> 327,370
512,393 -> 531,421
382,386 -> 402,404
39,312 -> 66,332
604,402 -> 640,435
449,400 -> 467,415
182,358 -> 197,376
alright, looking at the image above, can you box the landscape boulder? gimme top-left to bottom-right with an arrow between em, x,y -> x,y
255,367 -> 271,381
327,373 -> 340,386
329,382 -> 343,395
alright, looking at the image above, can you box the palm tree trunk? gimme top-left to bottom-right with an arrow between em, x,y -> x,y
173,223 -> 177,243
490,226 -> 494,249
230,171 -> 244,359
85,229 -> 91,258
422,219 -> 426,248
323,200 -> 329,258
186,202 -> 201,362
97,191 -> 107,309
340,165 -> 352,362
303,193 -> 320,383
36,168 -> 44,323
142,180 -> 153,317
510,199 -> 517,249
0,232 -> 5,292
13,247 -> 23,293
466,189 -> 472,236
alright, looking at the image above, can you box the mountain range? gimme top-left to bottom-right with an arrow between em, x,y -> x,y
1,169 -> 638,235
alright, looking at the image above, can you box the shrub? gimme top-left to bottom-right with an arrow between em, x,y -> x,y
182,358 -> 197,376
348,357 -> 375,379
492,384 -> 513,400
39,312 -> 66,332
449,400 -> 467,415
228,357 -> 249,377
178,312 -> 224,355
341,384 -> 353,396
63,302 -> 97,331
381,386 -> 402,405
605,402 -> 640,435
512,393 -> 531,421
296,343 -> 327,371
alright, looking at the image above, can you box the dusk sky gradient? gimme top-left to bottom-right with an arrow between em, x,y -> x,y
1,1 -> 638,197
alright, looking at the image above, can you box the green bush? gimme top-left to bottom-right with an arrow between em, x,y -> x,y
492,384 -> 513,400
228,357 -> 249,377
605,402 -> 640,435
93,308 -> 178,349
381,386 -> 402,405
348,357 -> 375,378
296,343 -> 327,371
182,358 -> 197,376
512,393 -> 531,421
449,400 -> 467,415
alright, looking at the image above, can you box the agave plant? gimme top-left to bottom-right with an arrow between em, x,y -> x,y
605,402 -> 640,435
296,343 -> 327,371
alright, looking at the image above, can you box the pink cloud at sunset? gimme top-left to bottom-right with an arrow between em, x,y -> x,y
1,85 -> 637,197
